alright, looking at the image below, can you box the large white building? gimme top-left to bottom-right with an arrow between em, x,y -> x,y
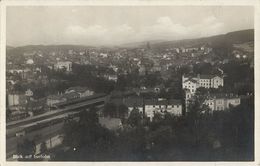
204,94 -> 241,111
54,61 -> 72,72
7,94 -> 27,107
182,78 -> 199,94
125,97 -> 182,121
185,90 -> 241,112
182,74 -> 224,94
65,86 -> 94,98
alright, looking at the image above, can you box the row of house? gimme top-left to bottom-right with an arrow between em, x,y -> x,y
47,86 -> 94,107
204,94 -> 241,111
182,74 -> 224,94
54,61 -> 72,72
185,91 -> 241,112
7,86 -> 94,111
111,96 -> 182,121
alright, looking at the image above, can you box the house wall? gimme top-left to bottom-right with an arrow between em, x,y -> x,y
211,77 -> 224,88
47,98 -> 66,107
55,62 -> 72,72
226,98 -> 240,109
200,79 -> 211,88
204,97 -> 240,111
183,81 -> 197,94
128,103 -> 182,121
166,105 -> 182,116
80,90 -> 94,98
8,94 -> 26,106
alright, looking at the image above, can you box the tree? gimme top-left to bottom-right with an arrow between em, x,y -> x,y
6,109 -> 12,121
17,139 -> 36,160
117,104 -> 129,119
186,93 -> 211,147
127,108 -> 143,127
40,141 -> 48,154
79,107 -> 99,126
58,106 -> 118,161
152,112 -> 164,123
103,103 -> 117,118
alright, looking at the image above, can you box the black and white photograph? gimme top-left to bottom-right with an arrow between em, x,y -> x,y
4,3 -> 257,163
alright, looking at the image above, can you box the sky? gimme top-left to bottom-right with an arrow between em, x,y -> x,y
7,6 -> 254,47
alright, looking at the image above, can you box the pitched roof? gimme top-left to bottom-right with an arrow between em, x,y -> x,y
63,92 -> 80,99
66,86 -> 90,93
183,78 -> 198,84
123,97 -> 182,107
168,99 -> 182,105
199,74 -> 214,79
47,95 -> 66,100
124,97 -> 143,107
206,93 -> 240,99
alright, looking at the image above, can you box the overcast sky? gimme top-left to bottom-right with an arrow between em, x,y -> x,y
7,6 -> 254,47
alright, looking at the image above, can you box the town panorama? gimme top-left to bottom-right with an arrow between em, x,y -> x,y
6,6 -> 254,162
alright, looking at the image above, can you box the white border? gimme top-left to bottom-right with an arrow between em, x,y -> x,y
0,1 -> 259,166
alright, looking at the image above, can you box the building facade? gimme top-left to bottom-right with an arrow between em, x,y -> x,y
54,61 -> 72,72
204,95 -> 241,111
182,74 -> 224,94
125,97 -> 182,121
185,91 -> 241,112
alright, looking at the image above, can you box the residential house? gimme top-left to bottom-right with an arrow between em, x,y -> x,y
65,86 -> 94,98
63,92 -> 80,100
204,94 -> 241,111
7,93 -> 27,108
47,95 -> 67,107
182,78 -> 199,94
26,59 -> 34,65
124,97 -> 182,121
104,74 -> 118,82
182,74 -> 224,94
54,61 -> 72,72
185,91 -> 241,113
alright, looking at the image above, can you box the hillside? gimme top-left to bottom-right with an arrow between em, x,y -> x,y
151,29 -> 254,49
6,29 -> 254,55
6,45 -> 96,57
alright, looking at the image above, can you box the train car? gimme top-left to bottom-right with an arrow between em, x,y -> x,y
15,117 -> 65,137
54,93 -> 107,108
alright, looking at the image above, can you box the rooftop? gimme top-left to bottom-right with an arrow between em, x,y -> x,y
122,97 -> 182,107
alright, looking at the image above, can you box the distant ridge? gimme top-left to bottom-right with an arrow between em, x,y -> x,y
7,29 -> 253,52
150,29 -> 254,49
